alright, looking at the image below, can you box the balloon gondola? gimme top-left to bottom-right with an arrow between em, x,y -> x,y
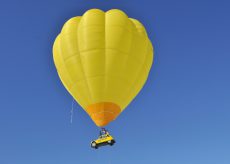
91,128 -> 115,149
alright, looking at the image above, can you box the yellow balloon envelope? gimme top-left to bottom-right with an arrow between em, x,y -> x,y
53,9 -> 154,127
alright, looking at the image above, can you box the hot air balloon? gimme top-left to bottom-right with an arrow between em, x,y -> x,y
53,9 -> 154,147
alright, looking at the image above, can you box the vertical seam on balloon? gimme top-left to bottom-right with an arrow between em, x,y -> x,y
103,12 -> 106,105
77,19 -> 93,104
119,18 -> 135,110
58,35 -> 75,90
132,43 -> 150,94
123,35 -> 150,109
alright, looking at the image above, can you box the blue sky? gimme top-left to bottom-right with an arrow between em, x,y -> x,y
0,0 -> 230,163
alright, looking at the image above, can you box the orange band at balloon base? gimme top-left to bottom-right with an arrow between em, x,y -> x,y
86,102 -> 121,127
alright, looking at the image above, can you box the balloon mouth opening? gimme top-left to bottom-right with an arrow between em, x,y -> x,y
86,102 -> 121,127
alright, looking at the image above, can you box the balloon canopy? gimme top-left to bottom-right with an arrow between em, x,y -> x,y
53,9 -> 154,127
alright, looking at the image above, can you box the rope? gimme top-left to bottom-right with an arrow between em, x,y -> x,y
70,98 -> 74,124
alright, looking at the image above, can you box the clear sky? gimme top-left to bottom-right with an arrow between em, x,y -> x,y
0,0 -> 230,163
